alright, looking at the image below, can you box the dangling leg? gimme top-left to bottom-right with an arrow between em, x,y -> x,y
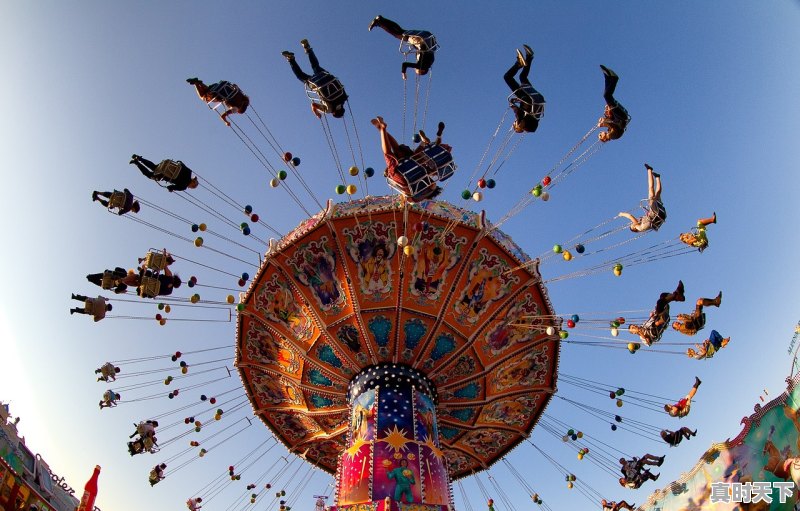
368,16 -> 405,39
685,377 -> 701,402
519,45 -> 533,85
372,117 -> 401,157
600,65 -> 619,107
698,213 -> 717,226
304,43 -> 323,75
282,51 -> 311,82
503,57 -> 522,94
699,292 -> 722,308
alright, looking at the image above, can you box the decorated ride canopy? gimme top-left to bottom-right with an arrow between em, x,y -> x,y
235,195 -> 560,479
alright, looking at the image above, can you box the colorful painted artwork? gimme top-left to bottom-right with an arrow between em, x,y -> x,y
453,249 -> 519,324
407,228 -> 465,303
244,322 -> 300,374
287,238 -> 346,314
251,373 -> 302,406
482,293 -> 541,357
254,273 -> 313,340
478,395 -> 540,427
491,347 -> 549,392
344,222 -> 396,302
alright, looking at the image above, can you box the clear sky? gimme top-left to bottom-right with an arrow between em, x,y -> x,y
1,2 -> 799,510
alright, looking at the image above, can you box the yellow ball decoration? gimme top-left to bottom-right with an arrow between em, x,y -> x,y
403,245 -> 414,256
164,305 -> 171,313
227,295 -> 235,304
199,223 -> 207,232
346,184 -> 357,195
194,237 -> 204,247
159,318 -> 167,326
348,166 -> 359,176
563,250 -> 573,261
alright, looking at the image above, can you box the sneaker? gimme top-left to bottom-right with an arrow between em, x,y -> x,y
186,77 -> 199,84
91,191 -> 99,201
652,172 -> 661,179
130,154 -> 140,164
695,376 -> 702,387
711,212 -> 717,224
675,280 -> 685,301
692,429 -> 698,436
300,39 -> 310,51
600,65 -> 617,78
714,291 -> 722,307
281,51 -> 295,60
653,473 -> 660,481
657,456 -> 665,466
368,15 -> 382,32
70,310 -> 75,315
437,121 -> 445,137
516,49 -> 526,68
644,163 -> 653,171
523,44 -> 534,60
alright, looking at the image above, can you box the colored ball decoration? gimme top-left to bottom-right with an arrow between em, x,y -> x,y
270,178 -> 279,188
403,245 -> 414,256
250,213 -> 259,222
348,166 -> 359,176
227,295 -> 235,304
191,224 -> 199,232
283,152 -> 292,162
613,263 -> 623,276
346,184 -> 357,195
473,192 -> 483,202
244,205 -> 253,214
365,167 -> 375,177
278,170 -> 288,180
616,388 -> 625,396
291,157 -> 300,166
532,186 -> 542,197
610,327 -> 619,337
200,395 -> 207,401
478,178 -> 486,188
566,320 -> 575,328
241,222 -> 249,230
238,278 -> 246,287
242,226 -> 251,236
191,294 -> 200,303
164,305 -> 171,313
241,272 -> 249,281
461,190 -> 471,200
542,176 -> 551,186
198,223 -> 207,232
563,250 -> 572,261
546,326 -> 555,336
541,192 -> 550,201
237,303 -> 245,312
553,244 -> 562,253
159,318 -> 167,326
335,184 -> 346,195
611,424 -> 618,431
571,314 -> 579,323
155,313 -> 163,321
575,243 -> 585,254
616,399 -> 623,407
181,366 -> 188,374
194,237 -> 204,247
397,236 -> 409,247
559,330 -> 568,339
486,178 -> 496,189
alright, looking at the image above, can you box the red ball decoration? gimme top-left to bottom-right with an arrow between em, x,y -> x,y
283,152 -> 292,162
567,320 -> 575,328
238,278 -> 246,287
210,397 -> 217,404
155,313 -> 163,321
250,213 -> 259,223
478,178 -> 487,189
542,176 -> 552,186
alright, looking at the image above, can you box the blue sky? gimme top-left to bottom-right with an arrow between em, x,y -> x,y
1,2 -> 799,510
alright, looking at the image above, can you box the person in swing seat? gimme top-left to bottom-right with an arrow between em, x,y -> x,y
282,39 -> 348,119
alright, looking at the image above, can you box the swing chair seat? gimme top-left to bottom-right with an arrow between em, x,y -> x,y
304,72 -> 347,103
209,81 -> 240,102
640,199 -> 667,231
639,310 -> 669,345
154,160 -> 182,181
400,30 -> 439,55
139,275 -> 162,298
142,251 -> 169,272
108,190 -> 130,209
508,86 -> 546,121
388,144 -> 456,201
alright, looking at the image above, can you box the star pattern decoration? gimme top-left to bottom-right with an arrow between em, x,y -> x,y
379,425 -> 413,453
420,434 -> 444,460
344,435 -> 370,459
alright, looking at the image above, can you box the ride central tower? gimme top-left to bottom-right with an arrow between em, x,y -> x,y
336,364 -> 450,511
